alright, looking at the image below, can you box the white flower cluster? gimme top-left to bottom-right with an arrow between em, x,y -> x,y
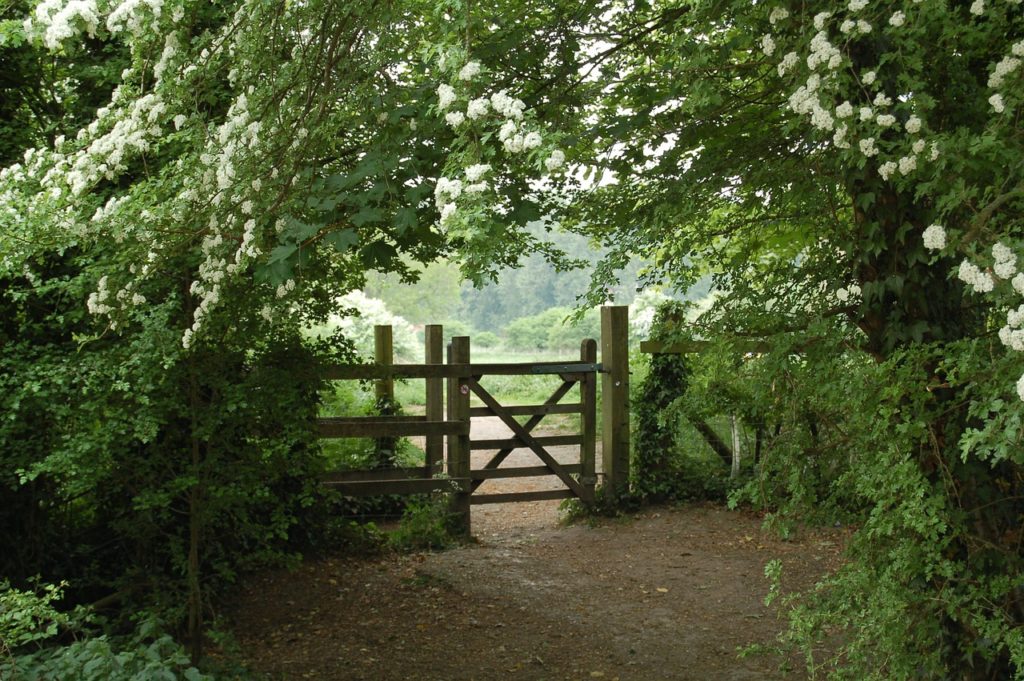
986,43 -> 1024,115
432,56 -> 567,232
28,0 -> 100,49
922,224 -> 946,251
27,0 -> 171,49
768,4 -> 947,184
958,260 -> 995,293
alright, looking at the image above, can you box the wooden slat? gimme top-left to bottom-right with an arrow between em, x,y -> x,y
470,435 -> 583,450
468,403 -> 582,417
471,489 -> 576,505
318,418 -> 468,438
322,466 -> 432,483
322,477 -> 469,496
323,362 -> 602,381
470,464 -> 581,480
465,362 -> 598,376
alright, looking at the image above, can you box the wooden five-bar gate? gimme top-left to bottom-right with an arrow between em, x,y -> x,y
318,306 -> 632,535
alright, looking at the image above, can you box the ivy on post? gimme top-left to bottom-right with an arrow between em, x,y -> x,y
600,305 -> 630,501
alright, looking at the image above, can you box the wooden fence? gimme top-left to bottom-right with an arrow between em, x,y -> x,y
317,305 -> 632,535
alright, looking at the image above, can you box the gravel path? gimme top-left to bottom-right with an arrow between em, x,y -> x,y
228,418 -> 847,680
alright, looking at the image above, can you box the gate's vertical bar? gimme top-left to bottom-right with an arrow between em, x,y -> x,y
374,325 -> 395,469
424,325 -> 444,474
580,338 -> 598,504
600,306 -> 630,500
448,336 -> 472,536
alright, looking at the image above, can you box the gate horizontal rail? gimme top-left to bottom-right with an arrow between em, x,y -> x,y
323,362 -> 603,380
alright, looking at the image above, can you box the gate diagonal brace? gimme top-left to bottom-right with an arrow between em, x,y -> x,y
471,377 -> 578,491
467,378 -> 586,499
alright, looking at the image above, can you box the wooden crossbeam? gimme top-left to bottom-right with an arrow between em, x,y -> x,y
470,464 -> 581,481
471,489 -> 575,505
467,379 -> 586,499
470,378 -> 578,492
468,403 -> 582,418
323,361 -> 598,381
470,435 -> 583,450
322,477 -> 468,496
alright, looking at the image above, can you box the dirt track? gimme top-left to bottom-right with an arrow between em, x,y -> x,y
229,418 -> 846,680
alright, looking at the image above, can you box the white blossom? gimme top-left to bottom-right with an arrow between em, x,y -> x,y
859,137 -> 879,157
769,7 -> 789,24
879,160 -> 898,180
777,52 -> 799,77
889,11 -> 906,27
458,61 -> 482,81
905,116 -> 922,134
898,155 -> 917,175
958,260 -> 995,292
465,164 -> 491,182
990,93 -> 1006,113
466,98 -> 490,120
862,70 -> 877,85
761,35 -> 776,57
922,224 -> 946,251
835,101 -> 854,118
545,149 -> 566,171
1014,273 -> 1024,295
445,111 -> 466,127
988,56 -> 1020,88
970,0 -> 985,15
498,120 -> 517,142
437,84 -> 457,111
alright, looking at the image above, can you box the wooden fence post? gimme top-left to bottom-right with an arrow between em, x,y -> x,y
600,306 -> 630,499
447,336 -> 472,536
424,325 -> 444,473
580,338 -> 598,504
373,325 -> 396,468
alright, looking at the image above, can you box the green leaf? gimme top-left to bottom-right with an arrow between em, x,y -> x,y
351,206 -> 383,227
267,244 -> 297,264
392,207 -> 417,235
325,228 -> 358,252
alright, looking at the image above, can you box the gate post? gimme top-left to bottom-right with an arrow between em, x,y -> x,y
424,325 -> 444,473
580,338 -> 598,504
600,306 -> 631,500
447,336 -> 472,537
373,325 -> 396,469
